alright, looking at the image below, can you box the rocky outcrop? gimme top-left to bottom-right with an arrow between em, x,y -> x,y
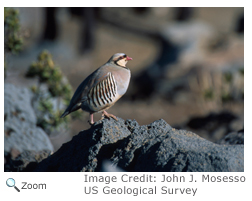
4,83 -> 54,153
4,149 -> 51,172
33,118 -> 244,172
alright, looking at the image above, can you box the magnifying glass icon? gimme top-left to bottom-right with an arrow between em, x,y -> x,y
6,178 -> 20,192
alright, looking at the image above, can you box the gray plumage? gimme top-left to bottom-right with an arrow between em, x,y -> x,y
61,53 -> 132,124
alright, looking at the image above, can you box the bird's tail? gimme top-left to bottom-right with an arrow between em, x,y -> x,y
60,104 -> 81,118
60,110 -> 69,118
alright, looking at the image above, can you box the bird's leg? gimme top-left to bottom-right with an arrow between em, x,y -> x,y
88,113 -> 94,125
102,111 -> 118,121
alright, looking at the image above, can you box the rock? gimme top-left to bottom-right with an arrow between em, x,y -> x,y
216,129 -> 244,145
4,83 -> 37,125
4,83 -> 54,153
4,150 -> 51,172
32,118 -> 243,172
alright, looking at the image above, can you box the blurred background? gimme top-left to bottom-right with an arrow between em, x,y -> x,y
4,7 -> 244,153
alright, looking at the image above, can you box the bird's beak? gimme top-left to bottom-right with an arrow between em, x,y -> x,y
126,56 -> 133,61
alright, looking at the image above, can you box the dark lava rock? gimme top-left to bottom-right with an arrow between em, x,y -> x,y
32,118 -> 244,172
4,149 -> 51,172
216,129 -> 244,145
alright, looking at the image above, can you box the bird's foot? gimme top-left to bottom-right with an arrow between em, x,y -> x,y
102,111 -> 118,121
88,120 -> 94,125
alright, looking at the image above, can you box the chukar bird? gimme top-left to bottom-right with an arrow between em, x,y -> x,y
61,53 -> 132,124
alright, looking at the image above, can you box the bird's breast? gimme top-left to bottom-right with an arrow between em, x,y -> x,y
114,68 -> 131,96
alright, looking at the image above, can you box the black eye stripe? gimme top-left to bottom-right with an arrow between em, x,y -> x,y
114,54 -> 127,62
118,55 -> 126,60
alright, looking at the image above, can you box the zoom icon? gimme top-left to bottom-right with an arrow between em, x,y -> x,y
6,178 -> 20,192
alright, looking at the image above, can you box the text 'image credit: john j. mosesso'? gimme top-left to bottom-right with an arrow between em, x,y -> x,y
83,174 -> 246,196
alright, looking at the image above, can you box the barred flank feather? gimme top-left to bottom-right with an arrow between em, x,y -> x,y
88,72 -> 117,108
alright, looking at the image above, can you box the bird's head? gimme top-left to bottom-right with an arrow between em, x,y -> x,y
109,53 -> 133,67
